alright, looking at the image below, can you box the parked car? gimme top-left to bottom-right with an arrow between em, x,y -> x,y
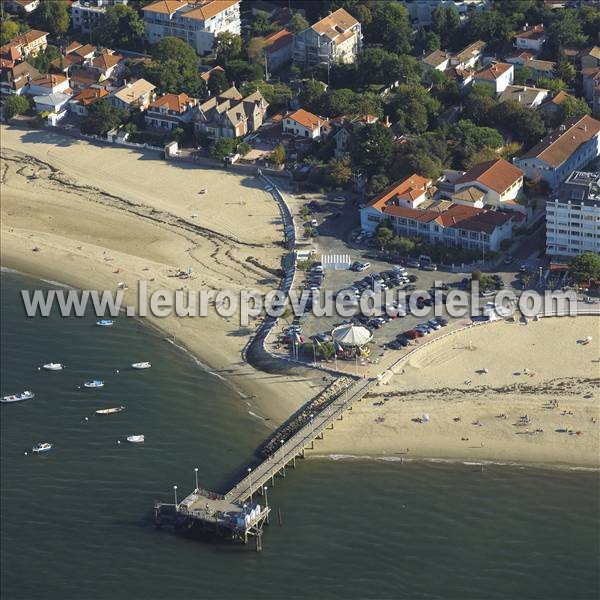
480,289 -> 496,297
387,340 -> 404,350
422,263 -> 438,271
404,329 -> 423,339
415,324 -> 432,334
503,255 -> 514,265
357,262 -> 371,272
427,319 -> 442,330
435,317 -> 448,327
406,258 -> 420,268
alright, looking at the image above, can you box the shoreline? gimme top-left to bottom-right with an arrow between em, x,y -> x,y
2,126 -> 598,469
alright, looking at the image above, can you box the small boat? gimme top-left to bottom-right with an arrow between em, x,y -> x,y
83,380 -> 104,389
131,362 -> 151,370
126,435 -> 145,443
42,363 -> 64,371
95,406 -> 125,415
96,319 -> 114,327
32,442 -> 52,453
2,391 -> 34,403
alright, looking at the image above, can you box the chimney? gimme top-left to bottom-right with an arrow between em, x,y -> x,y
384,115 -> 391,127
518,94 -> 522,103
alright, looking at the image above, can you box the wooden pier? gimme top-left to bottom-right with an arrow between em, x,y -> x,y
154,377 -> 375,549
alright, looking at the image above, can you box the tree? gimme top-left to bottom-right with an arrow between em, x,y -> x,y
569,252 -> 600,283
4,95 -> 29,121
238,142 -> 252,157
247,37 -> 267,67
81,100 -> 126,136
28,44 -> 61,73
34,0 -> 69,36
491,100 -> 546,147
240,80 -> 292,110
349,122 -> 394,177
144,37 -> 203,96
537,77 -> 566,93
555,60 -> 576,86
207,70 -> 230,96
250,10 -> 277,37
546,9 -> 588,52
390,84 -> 441,134
465,8 -> 513,52
326,156 -> 352,187
269,144 -> 286,166
366,173 -> 390,196
209,137 -> 237,160
513,66 -> 534,85
152,36 -> 198,66
368,2 -> 413,54
559,95 -> 591,122
375,222 -> 394,249
298,79 -> 326,109
430,4 -> 460,48
92,4 -> 145,50
215,32 -> 242,62
225,59 -> 264,84
451,119 -> 503,159
287,12 -> 309,33
0,18 -> 19,45
414,28 -> 440,54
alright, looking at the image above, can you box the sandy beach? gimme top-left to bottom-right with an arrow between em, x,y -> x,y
2,125 -> 598,467
0,125 -> 328,425
312,317 -> 600,467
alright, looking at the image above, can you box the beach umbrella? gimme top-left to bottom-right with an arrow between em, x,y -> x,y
422,414 -> 430,423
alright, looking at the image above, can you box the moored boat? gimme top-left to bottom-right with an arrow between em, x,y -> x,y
96,319 -> 114,327
126,435 -> 145,443
2,391 -> 34,403
131,362 -> 151,369
42,363 -> 64,371
32,442 -> 52,453
95,406 -> 125,415
83,380 -> 104,389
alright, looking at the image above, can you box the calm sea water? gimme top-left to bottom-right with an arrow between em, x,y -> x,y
1,272 -> 598,600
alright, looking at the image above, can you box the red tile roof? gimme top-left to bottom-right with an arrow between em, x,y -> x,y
475,62 -> 513,81
263,29 -> 293,53
287,108 -> 325,130
454,159 -> 524,195
149,92 -> 196,113
369,174 -> 432,211
72,86 -> 109,106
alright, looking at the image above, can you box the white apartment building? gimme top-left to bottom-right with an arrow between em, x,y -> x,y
293,8 -> 362,67
546,171 -> 600,259
143,0 -> 241,56
71,0 -> 128,34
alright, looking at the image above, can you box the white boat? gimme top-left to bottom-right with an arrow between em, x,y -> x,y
96,319 -> 114,327
131,362 -> 151,370
95,406 -> 125,415
83,380 -> 104,389
126,435 -> 145,443
42,363 -> 63,371
32,442 -> 52,453
2,391 -> 34,403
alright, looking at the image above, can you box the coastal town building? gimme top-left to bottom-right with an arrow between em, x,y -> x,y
91,51 -> 126,80
580,46 -> 600,71
195,86 -> 268,139
449,159 -> 525,210
332,114 -> 378,158
293,8 -> 362,67
71,0 -> 128,34
522,58 -> 556,81
142,0 -> 241,55
32,92 -> 72,117
145,92 -> 198,130
514,24 -> 546,53
109,79 -> 156,111
421,41 -> 485,86
2,29 -> 48,58
498,85 -> 549,108
359,173 -> 520,253
282,108 -> 327,139
473,62 -> 514,94
28,74 -> 71,97
515,115 -> 600,191
5,0 -> 40,14
450,40 -> 486,70
0,61 -> 41,95
262,29 -> 293,73
400,0 -> 486,27
546,170 -> 600,258
70,86 -> 110,116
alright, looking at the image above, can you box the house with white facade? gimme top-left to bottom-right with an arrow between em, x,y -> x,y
450,158 -> 525,212
0,61 -> 40,95
473,62 -> 514,94
145,92 -> 198,130
514,24 -> 546,53
360,173 -> 520,253
71,0 -> 128,34
515,115 -> 600,191
2,29 -> 48,57
282,108 -> 327,139
27,74 -> 71,96
69,86 -> 110,116
498,85 -> 549,108
32,92 -> 72,120
293,8 -> 362,67
143,0 -> 241,55
6,0 -> 39,14
546,170 -> 600,259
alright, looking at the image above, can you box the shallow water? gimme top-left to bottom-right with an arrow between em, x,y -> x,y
1,272 -> 598,600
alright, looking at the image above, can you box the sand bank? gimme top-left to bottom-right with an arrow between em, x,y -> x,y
311,317 -> 600,467
0,125 -> 328,425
